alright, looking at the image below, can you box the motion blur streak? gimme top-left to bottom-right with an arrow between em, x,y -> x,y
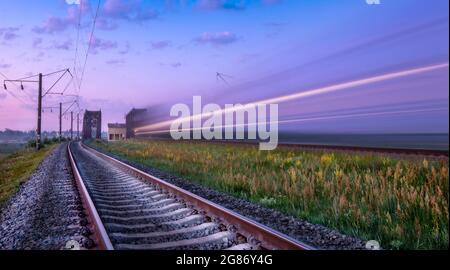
135,63 -> 449,134
136,108 -> 448,135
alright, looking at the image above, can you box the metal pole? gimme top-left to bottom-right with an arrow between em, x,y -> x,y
71,111 -> 73,140
77,113 -> 79,140
59,103 -> 62,142
36,73 -> 42,150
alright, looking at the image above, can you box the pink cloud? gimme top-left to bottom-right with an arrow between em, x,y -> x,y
0,27 -> 20,41
52,39 -> 73,50
33,0 -> 157,35
119,42 -> 131,54
89,36 -> 117,54
103,0 -> 139,19
102,0 -> 158,22
135,8 -> 159,22
32,38 -> 43,48
33,1 -> 90,34
150,40 -> 170,50
194,31 -> 239,46
32,16 -> 76,34
0,59 -> 12,69
106,59 -> 125,65
197,0 -> 246,11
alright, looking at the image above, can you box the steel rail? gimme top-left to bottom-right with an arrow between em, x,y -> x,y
80,142 -> 315,250
277,143 -> 449,157
67,142 -> 114,250
186,140 -> 449,158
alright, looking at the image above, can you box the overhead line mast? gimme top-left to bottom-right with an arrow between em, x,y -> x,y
3,69 -> 74,150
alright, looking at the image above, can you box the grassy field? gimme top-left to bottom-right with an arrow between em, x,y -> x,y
89,139 -> 449,250
0,144 -> 57,207
0,142 -> 26,157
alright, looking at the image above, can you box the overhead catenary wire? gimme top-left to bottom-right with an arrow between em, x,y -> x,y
14,73 -> 40,81
3,2 -> 95,135
45,100 -> 79,108
61,78 -> 74,95
2,87 -> 29,105
3,68 -> 80,144
78,0 -> 101,93
0,71 -> 16,85
216,72 -> 233,85
62,100 -> 78,116
73,0 -> 83,91
43,68 -> 71,78
0,71 -> 33,105
19,86 -> 37,102
43,69 -> 73,97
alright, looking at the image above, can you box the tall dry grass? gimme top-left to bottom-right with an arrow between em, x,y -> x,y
92,140 -> 449,249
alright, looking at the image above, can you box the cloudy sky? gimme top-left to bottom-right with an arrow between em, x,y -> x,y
0,0 -> 448,134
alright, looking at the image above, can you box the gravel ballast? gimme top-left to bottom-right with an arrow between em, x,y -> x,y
0,143 -> 94,250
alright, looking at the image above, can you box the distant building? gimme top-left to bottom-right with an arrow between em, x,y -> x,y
125,108 -> 147,139
83,110 -> 102,139
108,123 -> 126,141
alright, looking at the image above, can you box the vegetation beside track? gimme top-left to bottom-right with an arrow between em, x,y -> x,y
0,142 -> 58,207
89,139 -> 449,250
0,143 -> 26,159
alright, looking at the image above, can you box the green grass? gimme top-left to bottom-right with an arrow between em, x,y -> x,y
0,144 -> 58,207
89,139 -> 449,250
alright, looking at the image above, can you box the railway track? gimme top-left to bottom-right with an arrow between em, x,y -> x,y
68,142 -> 314,250
211,141 -> 449,158
279,143 -> 449,158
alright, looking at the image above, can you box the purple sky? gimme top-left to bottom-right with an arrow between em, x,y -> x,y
0,0 -> 448,134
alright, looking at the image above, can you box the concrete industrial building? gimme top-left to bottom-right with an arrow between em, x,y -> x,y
108,123 -> 126,141
82,110 -> 102,140
125,108 -> 147,139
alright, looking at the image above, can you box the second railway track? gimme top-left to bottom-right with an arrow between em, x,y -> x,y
68,142 -> 313,250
